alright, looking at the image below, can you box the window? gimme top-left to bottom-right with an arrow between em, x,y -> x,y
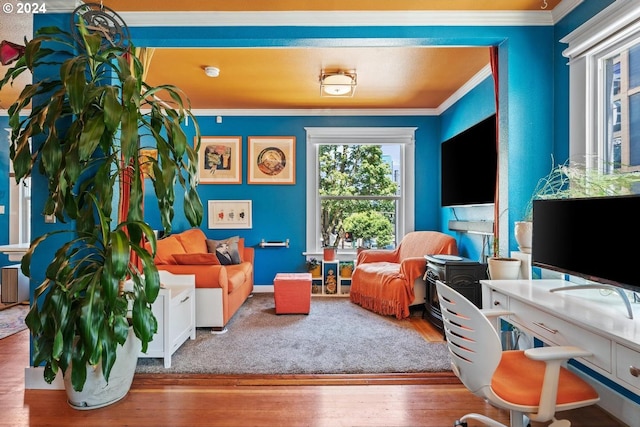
319,144 -> 400,249
604,41 -> 640,172
305,127 -> 416,255
9,175 -> 30,244
6,131 -> 31,245
563,1 -> 640,173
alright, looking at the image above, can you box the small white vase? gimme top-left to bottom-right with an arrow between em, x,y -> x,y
514,221 -> 533,254
488,257 -> 522,280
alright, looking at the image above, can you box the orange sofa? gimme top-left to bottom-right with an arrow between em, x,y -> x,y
149,228 -> 254,332
350,231 -> 457,319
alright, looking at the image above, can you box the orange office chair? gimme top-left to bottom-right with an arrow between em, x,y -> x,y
435,281 -> 599,427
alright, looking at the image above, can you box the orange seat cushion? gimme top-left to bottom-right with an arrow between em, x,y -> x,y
225,263 -> 252,293
491,350 -> 599,406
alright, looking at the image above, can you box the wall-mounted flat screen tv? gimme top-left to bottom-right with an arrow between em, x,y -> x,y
441,114 -> 497,207
532,195 -> 640,294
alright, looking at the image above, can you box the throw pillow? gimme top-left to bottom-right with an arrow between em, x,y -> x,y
153,235 -> 186,265
173,253 -> 220,265
175,228 -> 207,253
206,236 -> 243,265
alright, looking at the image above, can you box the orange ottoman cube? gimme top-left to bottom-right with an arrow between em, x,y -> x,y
273,273 -> 312,314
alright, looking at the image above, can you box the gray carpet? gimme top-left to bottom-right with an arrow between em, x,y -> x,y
136,293 -> 451,375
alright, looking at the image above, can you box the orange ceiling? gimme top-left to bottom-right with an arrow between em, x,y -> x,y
0,0 -> 563,111
146,47 -> 490,110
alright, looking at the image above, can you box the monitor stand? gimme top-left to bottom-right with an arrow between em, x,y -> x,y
550,284 -> 634,319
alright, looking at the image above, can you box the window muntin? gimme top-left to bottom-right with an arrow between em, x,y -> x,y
318,144 -> 400,249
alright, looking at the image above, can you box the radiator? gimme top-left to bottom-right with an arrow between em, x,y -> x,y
1,264 -> 29,304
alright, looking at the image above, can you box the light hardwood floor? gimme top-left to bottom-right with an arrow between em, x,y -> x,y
0,315 -> 626,427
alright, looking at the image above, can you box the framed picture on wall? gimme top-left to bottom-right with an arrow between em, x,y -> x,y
247,136 -> 295,184
198,136 -> 242,184
208,200 -> 252,229
139,148 -> 157,179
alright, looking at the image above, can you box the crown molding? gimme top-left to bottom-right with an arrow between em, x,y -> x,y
551,0 -> 583,24
119,10 -> 556,28
437,64 -> 492,115
190,107 -> 437,117
45,0 -> 81,12
41,1 -> 581,26
0,110 -> 29,116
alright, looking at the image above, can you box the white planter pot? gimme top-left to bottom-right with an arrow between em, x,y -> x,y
64,328 -> 141,410
488,257 -> 522,280
514,221 -> 533,254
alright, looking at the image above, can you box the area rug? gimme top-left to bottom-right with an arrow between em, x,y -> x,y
0,304 -> 29,340
136,293 -> 451,375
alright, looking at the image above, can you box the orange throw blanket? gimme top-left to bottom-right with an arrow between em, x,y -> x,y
350,231 -> 458,319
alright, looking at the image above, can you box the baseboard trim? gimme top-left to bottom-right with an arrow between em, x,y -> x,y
571,365 -> 640,427
25,367 -> 64,390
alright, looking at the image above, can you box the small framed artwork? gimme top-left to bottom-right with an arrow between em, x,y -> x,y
208,200 -> 252,229
139,148 -> 157,179
247,136 -> 295,184
198,136 -> 242,184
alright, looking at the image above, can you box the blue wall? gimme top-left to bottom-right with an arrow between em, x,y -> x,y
143,115 -> 437,285
0,123 -> 11,268
3,4 -> 615,286
124,21 -> 560,270
439,77 -> 496,261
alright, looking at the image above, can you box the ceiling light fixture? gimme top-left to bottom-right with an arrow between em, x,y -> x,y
320,70 -> 357,97
204,66 -> 220,78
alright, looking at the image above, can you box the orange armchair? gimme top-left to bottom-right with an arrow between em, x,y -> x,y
350,231 -> 457,319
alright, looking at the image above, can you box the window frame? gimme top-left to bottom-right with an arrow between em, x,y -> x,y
6,129 -> 31,245
305,127 -> 416,256
562,0 -> 640,168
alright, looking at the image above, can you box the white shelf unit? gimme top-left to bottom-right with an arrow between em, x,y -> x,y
311,260 -> 353,296
139,271 -> 196,368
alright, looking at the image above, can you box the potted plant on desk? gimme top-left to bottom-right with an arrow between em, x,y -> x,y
1,15 -> 203,409
516,156 -> 640,254
487,238 -> 522,280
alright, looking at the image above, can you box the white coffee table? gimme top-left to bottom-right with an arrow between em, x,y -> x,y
139,271 -> 196,368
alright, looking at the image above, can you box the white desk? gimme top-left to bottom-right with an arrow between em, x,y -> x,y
481,279 -> 640,425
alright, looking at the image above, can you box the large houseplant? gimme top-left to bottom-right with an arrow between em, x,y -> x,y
0,20 -> 203,403
516,157 -> 640,252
